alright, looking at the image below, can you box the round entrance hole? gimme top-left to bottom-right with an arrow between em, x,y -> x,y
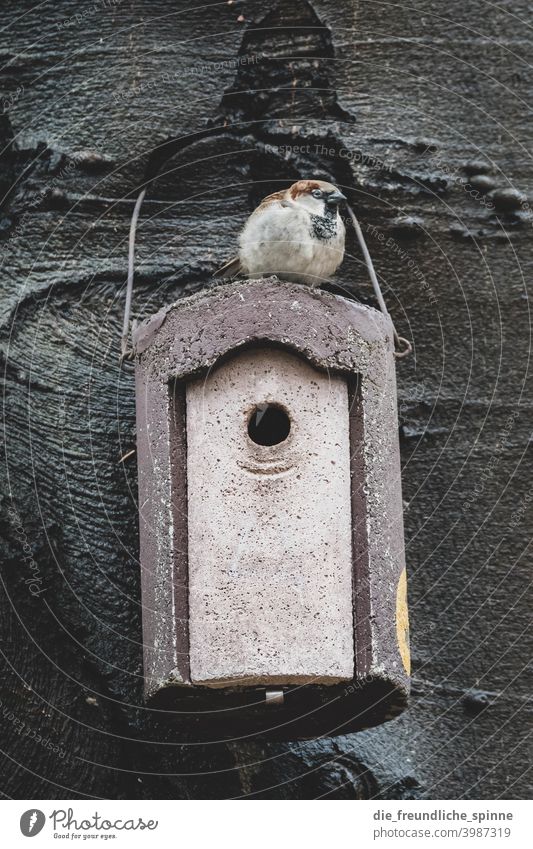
247,403 -> 291,446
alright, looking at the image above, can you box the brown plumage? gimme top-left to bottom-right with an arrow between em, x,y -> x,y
214,179 -> 347,286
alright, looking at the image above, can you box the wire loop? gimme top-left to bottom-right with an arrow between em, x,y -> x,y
346,203 -> 412,359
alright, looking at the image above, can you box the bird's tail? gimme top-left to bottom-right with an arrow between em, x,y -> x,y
213,256 -> 243,279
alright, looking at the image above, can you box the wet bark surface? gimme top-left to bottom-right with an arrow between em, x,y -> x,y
0,0 -> 531,799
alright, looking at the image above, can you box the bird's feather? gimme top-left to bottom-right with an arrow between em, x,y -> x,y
213,180 -> 345,285
213,255 -> 243,279
250,189 -> 288,217
214,191 -> 288,278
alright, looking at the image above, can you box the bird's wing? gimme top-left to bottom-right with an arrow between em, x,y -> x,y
213,190 -> 289,278
213,255 -> 243,279
250,189 -> 288,218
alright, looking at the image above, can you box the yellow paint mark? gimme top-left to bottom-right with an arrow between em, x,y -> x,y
396,568 -> 411,675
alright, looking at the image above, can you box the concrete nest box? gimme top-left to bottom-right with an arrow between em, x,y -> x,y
133,278 -> 410,739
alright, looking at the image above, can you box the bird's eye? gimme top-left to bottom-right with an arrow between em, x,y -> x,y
312,189 -> 322,198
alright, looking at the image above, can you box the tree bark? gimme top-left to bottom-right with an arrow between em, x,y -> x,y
0,0 -> 531,799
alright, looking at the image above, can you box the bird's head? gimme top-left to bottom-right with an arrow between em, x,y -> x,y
285,179 -> 347,216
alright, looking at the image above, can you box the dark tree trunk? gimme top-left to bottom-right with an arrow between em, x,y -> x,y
0,0 -> 531,799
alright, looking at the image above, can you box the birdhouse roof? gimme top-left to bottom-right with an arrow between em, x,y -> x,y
132,278 -> 394,380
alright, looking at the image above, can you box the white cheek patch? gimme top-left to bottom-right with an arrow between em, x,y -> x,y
294,194 -> 324,216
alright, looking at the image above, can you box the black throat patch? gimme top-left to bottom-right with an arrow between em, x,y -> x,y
310,209 -> 338,241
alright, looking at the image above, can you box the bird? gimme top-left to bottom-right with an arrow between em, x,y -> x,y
214,179 -> 347,286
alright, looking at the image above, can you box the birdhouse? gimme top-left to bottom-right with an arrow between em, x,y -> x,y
133,278 -> 409,738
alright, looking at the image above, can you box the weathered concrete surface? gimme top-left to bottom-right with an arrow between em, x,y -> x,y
133,278 -> 408,735
133,279 -> 408,737
187,346 -> 354,686
0,0 -> 531,799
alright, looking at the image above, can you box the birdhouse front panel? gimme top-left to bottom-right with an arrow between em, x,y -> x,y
186,346 -> 354,686
133,278 -> 409,737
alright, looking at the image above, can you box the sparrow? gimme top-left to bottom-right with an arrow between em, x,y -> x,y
214,179 -> 347,286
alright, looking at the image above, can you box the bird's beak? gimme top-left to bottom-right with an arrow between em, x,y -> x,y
326,191 -> 347,207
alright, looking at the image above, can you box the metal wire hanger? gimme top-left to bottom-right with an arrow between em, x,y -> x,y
346,203 -> 412,359
121,191 -> 412,360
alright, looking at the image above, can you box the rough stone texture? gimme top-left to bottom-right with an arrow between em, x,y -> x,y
187,346 -> 354,686
0,0 -> 531,799
134,279 -> 407,737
